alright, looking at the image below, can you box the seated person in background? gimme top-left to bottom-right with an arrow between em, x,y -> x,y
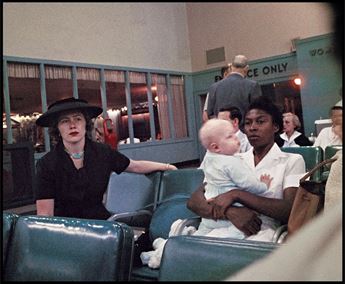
35,97 -> 177,220
313,105 -> 342,150
195,118 -> 272,239
93,115 -> 105,143
187,96 -> 306,242
217,105 -> 252,152
276,112 -> 312,147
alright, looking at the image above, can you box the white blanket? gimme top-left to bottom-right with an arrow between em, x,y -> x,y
140,219 -> 197,269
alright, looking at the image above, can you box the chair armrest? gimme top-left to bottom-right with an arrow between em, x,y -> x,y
108,210 -> 153,228
107,209 -> 152,221
169,216 -> 201,236
272,224 -> 287,243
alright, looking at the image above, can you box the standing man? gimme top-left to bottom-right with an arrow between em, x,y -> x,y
207,55 -> 262,126
202,64 -> 231,122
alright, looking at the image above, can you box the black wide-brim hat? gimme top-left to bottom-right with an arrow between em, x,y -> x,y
36,97 -> 103,127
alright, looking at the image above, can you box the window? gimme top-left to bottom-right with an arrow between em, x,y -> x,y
3,58 -> 189,153
4,63 -> 43,151
170,75 -> 188,138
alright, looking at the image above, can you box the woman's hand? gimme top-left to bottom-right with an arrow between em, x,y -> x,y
207,190 -> 237,220
225,207 -> 262,236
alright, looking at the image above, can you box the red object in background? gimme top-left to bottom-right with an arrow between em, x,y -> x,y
103,119 -> 117,150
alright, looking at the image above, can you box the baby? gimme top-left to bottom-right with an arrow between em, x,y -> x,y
195,118 -> 272,239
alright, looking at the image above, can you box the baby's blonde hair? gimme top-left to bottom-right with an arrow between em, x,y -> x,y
199,118 -> 233,149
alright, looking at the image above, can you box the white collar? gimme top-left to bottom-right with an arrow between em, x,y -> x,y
230,71 -> 245,78
280,130 -> 301,141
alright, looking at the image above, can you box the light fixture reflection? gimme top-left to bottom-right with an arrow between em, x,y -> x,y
294,78 -> 302,86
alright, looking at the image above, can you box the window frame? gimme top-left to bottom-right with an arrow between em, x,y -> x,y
3,56 -> 191,157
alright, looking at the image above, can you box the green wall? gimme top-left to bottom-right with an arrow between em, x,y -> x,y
295,33 -> 342,136
191,33 -> 342,150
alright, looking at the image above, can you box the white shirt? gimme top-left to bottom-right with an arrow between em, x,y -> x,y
203,93 -> 209,111
236,129 -> 252,152
239,143 -> 306,241
280,131 -> 302,147
313,126 -> 342,151
239,143 -> 305,199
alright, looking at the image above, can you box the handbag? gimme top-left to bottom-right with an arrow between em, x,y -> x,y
287,157 -> 337,236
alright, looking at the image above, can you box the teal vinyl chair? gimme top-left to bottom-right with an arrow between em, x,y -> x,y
281,146 -> 323,181
149,168 -> 205,241
2,212 -> 19,265
4,215 -> 134,281
104,171 -> 162,228
159,235 -> 279,281
322,145 -> 342,180
324,145 -> 342,160
130,168 -> 205,281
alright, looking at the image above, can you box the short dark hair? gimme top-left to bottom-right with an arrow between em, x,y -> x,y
221,66 -> 229,77
218,105 -> 242,123
246,96 -> 283,132
331,105 -> 342,111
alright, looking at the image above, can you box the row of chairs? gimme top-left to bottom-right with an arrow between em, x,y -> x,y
104,168 -> 205,281
2,211 -> 278,281
103,145 -> 342,280
3,145 -> 341,281
2,167 -> 279,281
281,145 -> 342,181
273,145 -> 342,243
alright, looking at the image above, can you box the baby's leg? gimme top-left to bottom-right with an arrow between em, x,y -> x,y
192,221 -> 212,236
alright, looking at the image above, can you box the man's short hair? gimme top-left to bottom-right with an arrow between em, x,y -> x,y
231,55 -> 248,68
221,66 -> 229,77
219,105 -> 242,123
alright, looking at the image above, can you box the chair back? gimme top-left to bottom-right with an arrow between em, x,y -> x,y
104,171 -> 162,224
282,146 -> 323,181
4,215 -> 134,281
149,168 -> 204,241
159,235 -> 278,281
322,145 -> 342,180
131,168 -> 205,281
2,212 -> 19,265
157,168 -> 204,202
324,145 -> 342,160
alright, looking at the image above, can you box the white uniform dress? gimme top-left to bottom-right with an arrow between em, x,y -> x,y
196,143 -> 306,242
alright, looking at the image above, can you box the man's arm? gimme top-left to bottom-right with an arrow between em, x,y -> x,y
206,83 -> 218,117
